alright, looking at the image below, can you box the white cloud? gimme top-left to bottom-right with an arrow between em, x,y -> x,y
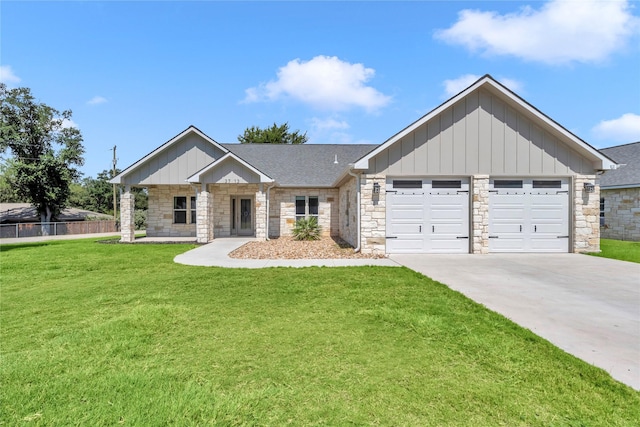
442,74 -> 522,98
435,0 -> 640,65
592,113 -> 640,143
87,96 -> 108,105
243,55 -> 391,112
60,118 -> 79,130
310,117 -> 350,132
0,65 -> 21,85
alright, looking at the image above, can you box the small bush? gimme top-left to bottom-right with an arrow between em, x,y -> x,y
135,209 -> 147,230
292,216 -> 321,241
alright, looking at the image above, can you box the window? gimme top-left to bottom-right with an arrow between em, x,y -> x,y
190,196 -> 197,224
494,180 -> 523,189
174,196 -> 187,224
533,180 -> 562,189
600,197 -> 605,226
432,180 -> 462,189
393,180 -> 422,189
296,196 -> 319,222
345,190 -> 350,227
174,196 -> 197,224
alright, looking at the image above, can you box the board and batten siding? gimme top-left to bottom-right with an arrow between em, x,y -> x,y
200,158 -> 260,184
122,133 -> 225,185
369,88 -> 596,176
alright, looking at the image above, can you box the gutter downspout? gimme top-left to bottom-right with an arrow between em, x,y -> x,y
265,181 -> 277,240
347,164 -> 361,253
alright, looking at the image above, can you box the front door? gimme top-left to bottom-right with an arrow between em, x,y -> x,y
231,197 -> 254,236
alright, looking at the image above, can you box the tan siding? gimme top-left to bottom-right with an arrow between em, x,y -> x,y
201,158 -> 260,184
414,124 -> 428,174
453,101 -> 467,174
122,134 -> 224,185
440,107 -> 454,174
478,91 -> 492,171
367,88 -> 597,176
465,92 -> 480,174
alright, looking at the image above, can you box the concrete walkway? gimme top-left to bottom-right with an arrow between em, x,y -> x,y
173,237 -> 400,268
390,253 -> 640,390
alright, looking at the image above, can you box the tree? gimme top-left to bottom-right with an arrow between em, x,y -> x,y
0,84 -> 85,230
238,122 -> 308,144
0,158 -> 21,202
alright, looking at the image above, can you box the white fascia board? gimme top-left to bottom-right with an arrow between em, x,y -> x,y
186,152 -> 274,183
110,126 -> 229,184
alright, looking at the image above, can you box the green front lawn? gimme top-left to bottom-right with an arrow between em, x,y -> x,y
588,238 -> 640,263
1,239 -> 638,425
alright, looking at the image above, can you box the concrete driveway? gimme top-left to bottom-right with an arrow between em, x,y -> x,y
390,253 -> 640,390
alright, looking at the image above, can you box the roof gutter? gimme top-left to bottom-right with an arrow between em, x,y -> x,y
347,164 -> 361,253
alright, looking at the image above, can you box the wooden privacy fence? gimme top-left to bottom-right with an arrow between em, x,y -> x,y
0,221 -> 117,239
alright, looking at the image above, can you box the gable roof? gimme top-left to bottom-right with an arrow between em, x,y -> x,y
221,143 -> 377,187
354,74 -> 617,171
187,152 -> 274,184
110,125 -> 228,184
599,142 -> 640,189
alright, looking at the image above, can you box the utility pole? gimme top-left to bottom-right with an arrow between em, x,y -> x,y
112,145 -> 117,221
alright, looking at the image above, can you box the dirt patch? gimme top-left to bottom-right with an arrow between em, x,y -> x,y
229,237 -> 383,259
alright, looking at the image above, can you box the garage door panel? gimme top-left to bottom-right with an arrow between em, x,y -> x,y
388,223 -> 422,235
489,178 -> 569,253
386,178 -> 469,253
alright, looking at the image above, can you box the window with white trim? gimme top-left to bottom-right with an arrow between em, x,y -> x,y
174,196 -> 197,224
600,197 -> 605,226
295,196 -> 319,222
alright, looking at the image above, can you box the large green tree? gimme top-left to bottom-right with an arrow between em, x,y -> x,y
238,122 -> 308,144
0,84 -> 85,228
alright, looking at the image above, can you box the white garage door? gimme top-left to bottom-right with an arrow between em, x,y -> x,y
386,178 -> 469,253
488,178 -> 569,253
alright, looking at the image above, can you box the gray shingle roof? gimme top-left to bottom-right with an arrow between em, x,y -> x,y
599,142 -> 640,188
221,144 -> 377,187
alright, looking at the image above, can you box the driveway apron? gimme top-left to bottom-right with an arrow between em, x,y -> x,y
390,253 -> 640,390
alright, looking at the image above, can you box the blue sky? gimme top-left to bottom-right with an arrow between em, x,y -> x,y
2,0 -> 639,179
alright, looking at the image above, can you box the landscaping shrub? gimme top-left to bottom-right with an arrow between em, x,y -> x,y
292,216 -> 321,240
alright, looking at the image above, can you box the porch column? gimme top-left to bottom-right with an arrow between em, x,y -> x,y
196,190 -> 213,243
574,174 -> 600,253
472,175 -> 490,254
255,187 -> 267,240
120,189 -> 135,243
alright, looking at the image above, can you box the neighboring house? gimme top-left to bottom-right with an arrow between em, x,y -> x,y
599,142 -> 640,241
111,75 -> 615,254
0,203 -> 112,224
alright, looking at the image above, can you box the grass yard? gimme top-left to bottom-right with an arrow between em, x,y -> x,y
1,239 -> 639,425
588,238 -> 640,263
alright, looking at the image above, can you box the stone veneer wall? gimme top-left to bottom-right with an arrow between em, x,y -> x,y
147,185 -> 197,237
574,175 -> 600,252
120,191 -> 136,242
359,174 -> 386,255
268,188 -> 339,238
338,176 -> 358,247
601,187 -> 640,241
196,189 -> 213,243
472,175 -> 490,254
210,183 -> 261,237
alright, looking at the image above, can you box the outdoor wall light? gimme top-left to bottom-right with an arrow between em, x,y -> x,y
583,182 -> 595,193
373,182 -> 381,194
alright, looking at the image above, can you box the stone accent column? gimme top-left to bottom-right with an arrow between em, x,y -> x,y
255,187 -> 267,240
472,175 -> 490,254
196,190 -> 213,243
120,190 -> 135,243
574,175 -> 600,253
360,174 -> 386,256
